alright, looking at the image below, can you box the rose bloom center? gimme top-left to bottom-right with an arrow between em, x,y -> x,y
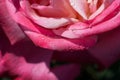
29,0 -> 112,19
20,0 -> 114,38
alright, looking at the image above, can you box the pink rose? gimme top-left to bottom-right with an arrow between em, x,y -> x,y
0,0 -> 120,66
0,0 -> 120,79
1,0 -> 120,50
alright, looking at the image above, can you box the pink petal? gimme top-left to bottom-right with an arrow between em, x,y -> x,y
0,0 -> 26,44
73,9 -> 120,37
31,0 -> 76,18
89,0 -> 114,19
69,0 -> 88,19
88,27 -> 120,68
53,22 -> 90,38
0,50 -> 4,75
25,31 -> 97,50
91,0 -> 120,25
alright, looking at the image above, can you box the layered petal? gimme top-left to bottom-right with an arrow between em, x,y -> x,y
19,0 -> 78,29
25,31 -> 97,50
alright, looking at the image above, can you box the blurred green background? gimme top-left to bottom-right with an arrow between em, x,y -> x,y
76,60 -> 120,80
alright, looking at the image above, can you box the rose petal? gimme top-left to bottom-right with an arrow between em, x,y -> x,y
31,0 -> 76,18
91,0 -> 120,25
0,0 -> 26,44
53,22 -> 89,38
69,0 -> 88,19
0,50 -> 4,75
89,0 -> 114,19
88,27 -> 120,68
25,31 -> 97,50
3,53 -> 57,80
73,9 -> 120,37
